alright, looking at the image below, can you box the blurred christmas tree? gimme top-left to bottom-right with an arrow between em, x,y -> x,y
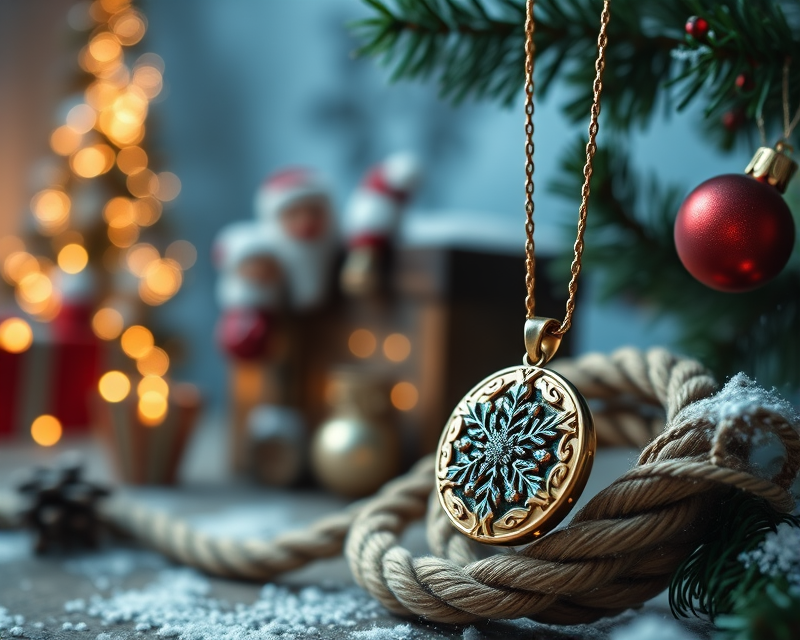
353,0 -> 800,391
0,0 -> 196,441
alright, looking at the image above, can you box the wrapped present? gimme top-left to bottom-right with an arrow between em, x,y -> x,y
95,381 -> 202,484
0,311 -> 102,440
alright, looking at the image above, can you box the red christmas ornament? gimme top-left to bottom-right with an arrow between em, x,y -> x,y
674,146 -> 797,292
685,16 -> 709,40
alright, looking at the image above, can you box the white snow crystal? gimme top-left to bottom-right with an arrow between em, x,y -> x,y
75,622 -> 88,631
610,615 -> 701,640
65,599 -> 87,613
83,567 -> 388,639
678,373 -> 799,427
676,374 -> 800,479
9,626 -> 25,637
351,624 -> 415,639
463,627 -> 483,640
739,522 -> 800,590
63,622 -> 74,630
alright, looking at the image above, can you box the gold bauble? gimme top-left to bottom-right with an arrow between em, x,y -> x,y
311,415 -> 398,497
311,368 -> 399,497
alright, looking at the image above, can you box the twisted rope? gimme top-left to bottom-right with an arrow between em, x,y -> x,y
91,347 -> 799,624
345,347 -> 799,624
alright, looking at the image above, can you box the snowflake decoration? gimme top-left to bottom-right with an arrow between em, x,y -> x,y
446,382 -> 573,524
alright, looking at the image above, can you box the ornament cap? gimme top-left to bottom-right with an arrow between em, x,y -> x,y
744,143 -> 798,194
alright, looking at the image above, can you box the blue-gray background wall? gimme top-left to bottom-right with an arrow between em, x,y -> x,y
1,0 -> 754,409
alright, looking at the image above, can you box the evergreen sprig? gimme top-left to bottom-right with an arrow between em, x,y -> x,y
353,0 -> 800,137
674,0 -> 800,128
551,139 -> 800,389
669,492 -> 800,640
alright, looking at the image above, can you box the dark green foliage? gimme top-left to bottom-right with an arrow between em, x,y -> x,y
551,139 -> 800,389
715,583 -> 800,640
353,1 -> 800,134
669,492 -> 800,640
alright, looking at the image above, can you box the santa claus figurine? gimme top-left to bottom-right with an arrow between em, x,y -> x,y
213,221 -> 284,361
340,152 -> 421,297
255,168 -> 339,311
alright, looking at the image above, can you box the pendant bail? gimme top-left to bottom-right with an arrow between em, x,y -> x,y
524,317 -> 562,367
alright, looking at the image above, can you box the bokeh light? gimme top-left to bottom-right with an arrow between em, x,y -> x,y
165,240 -> 196,270
85,79 -> 123,112
57,243 -> 89,274
110,9 -> 146,46
98,370 -> 131,402
138,375 -> 169,398
132,64 -> 162,99
71,144 -> 115,178
383,333 -> 411,363
121,325 -> 154,359
132,197 -> 162,226
104,197 -> 136,226
116,145 -> 147,175
18,272 -> 53,304
0,318 -> 33,354
101,0 -> 133,13
126,243 -> 159,277
349,329 -> 377,358
31,189 -> 70,233
138,390 -> 168,426
3,251 -> 39,284
153,172 -> 181,201
390,382 -> 419,411
66,104 -> 97,133
108,223 -> 140,248
92,307 -> 124,340
88,32 -> 122,64
139,259 -> 182,305
136,346 -> 169,377
126,168 -> 156,197
31,415 -> 62,447
50,125 -> 83,156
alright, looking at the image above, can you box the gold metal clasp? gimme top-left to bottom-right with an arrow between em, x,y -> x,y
524,317 -> 562,367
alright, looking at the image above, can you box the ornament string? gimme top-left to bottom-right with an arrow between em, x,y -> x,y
523,0 -> 610,334
781,56 -> 800,142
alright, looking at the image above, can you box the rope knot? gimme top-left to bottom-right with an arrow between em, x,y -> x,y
672,373 -> 800,492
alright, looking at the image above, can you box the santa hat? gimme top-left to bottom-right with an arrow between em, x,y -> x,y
212,221 -> 276,272
255,167 -> 330,223
343,151 -> 421,246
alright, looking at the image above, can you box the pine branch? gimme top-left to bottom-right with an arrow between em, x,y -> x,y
551,139 -> 800,389
353,0 -> 800,138
669,492 -> 798,622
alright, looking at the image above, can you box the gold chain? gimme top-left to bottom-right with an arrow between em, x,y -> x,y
524,0 -> 611,336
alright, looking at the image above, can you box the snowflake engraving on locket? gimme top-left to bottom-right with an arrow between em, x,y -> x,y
436,366 -> 593,545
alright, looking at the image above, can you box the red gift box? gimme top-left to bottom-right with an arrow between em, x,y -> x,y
0,310 -> 103,439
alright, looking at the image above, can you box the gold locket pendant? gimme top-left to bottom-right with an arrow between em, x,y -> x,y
435,0 -> 608,546
435,318 -> 595,545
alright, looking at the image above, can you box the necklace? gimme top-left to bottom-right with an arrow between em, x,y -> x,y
435,0 -> 611,545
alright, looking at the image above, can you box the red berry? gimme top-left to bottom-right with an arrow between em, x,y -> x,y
685,16 -> 709,40
722,110 -> 745,131
735,73 -> 754,91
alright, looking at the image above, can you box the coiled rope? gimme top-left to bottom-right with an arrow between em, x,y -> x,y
75,348 -> 800,623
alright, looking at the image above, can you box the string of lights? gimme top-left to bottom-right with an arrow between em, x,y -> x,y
0,0 -> 196,446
